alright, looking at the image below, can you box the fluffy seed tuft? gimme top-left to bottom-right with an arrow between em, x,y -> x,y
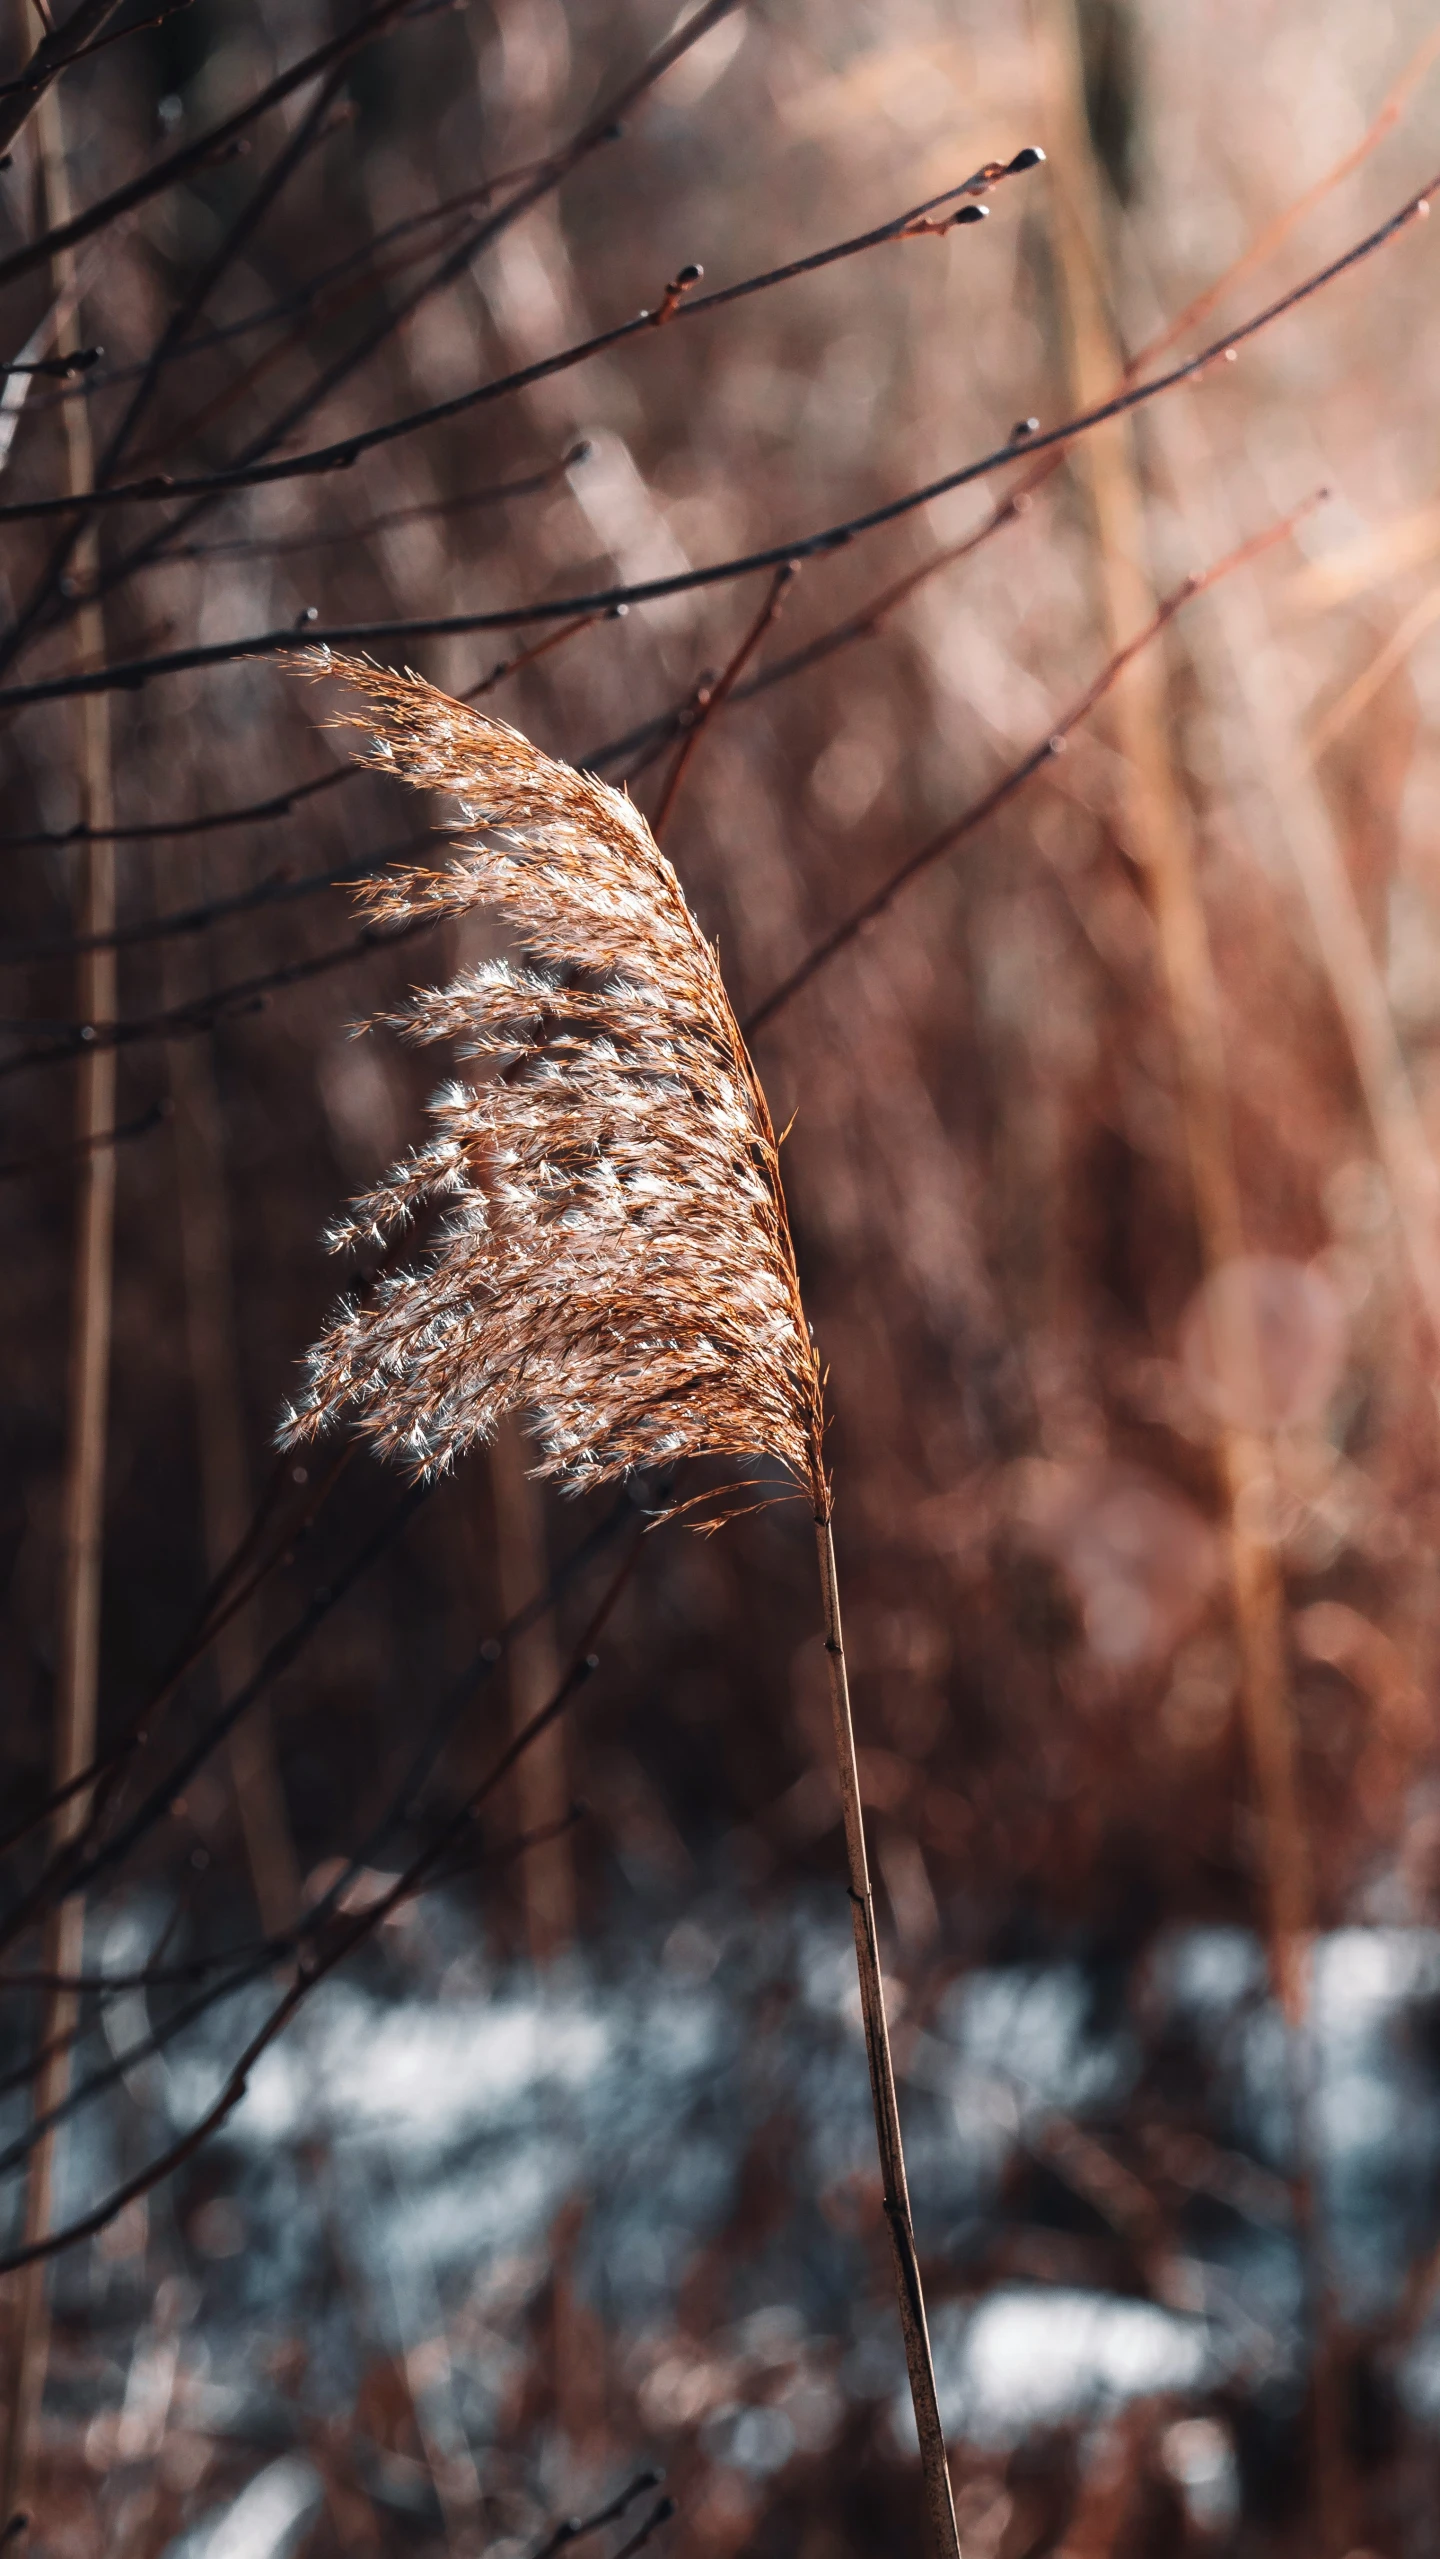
281,655 -> 825,1511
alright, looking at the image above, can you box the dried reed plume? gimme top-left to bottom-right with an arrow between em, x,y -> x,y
280,652 -> 824,1507
284,654 -> 963,2559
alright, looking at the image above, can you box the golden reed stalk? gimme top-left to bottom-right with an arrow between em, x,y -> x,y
284,653 -> 962,2558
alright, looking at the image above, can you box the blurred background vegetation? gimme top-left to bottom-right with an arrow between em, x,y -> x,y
5,1 -> 1440,2553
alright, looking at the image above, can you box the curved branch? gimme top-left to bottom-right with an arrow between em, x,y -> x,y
0,153 -> 1037,527
0,173 -> 1427,713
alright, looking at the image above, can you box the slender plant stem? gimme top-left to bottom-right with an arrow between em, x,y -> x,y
650,563 -> 794,839
1034,6 -> 1342,2539
0,29 -> 117,2533
0,0 -> 125,159
814,1516 -> 961,2559
1033,0 -> 1312,2013
490,1416 -> 575,1963
164,937 -> 301,1941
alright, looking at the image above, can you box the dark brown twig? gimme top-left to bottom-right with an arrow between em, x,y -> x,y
0,0 -> 195,106
0,152 -> 1035,533
0,606 -> 608,863
651,564 -> 795,839
0,1099 -> 165,1182
610,2500 -> 678,2559
0,164 -> 1416,709
0,1478 -> 642,2130
116,452 -> 579,569
0,909 -> 446,1081
0,0 -> 421,296
592,496 -> 1030,784
0,1464 -> 410,1969
19,0 -> 747,664
0,0 -> 126,158
529,2469 -> 663,2559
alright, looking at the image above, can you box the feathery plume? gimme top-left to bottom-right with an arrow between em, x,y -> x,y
283,654 -> 963,2559
279,651 -> 825,1510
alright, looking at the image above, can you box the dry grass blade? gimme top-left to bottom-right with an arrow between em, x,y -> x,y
280,653 -> 825,1509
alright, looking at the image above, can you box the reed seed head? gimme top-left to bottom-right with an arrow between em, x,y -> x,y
281,653 -> 826,1514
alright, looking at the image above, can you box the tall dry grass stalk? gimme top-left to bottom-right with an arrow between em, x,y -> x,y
1035,12 -> 1346,2533
1,27 -> 118,2533
284,653 -> 963,2559
1033,0 -> 1313,2021
0,30 -> 119,2528
166,985 -> 302,1943
489,1412 -> 576,1963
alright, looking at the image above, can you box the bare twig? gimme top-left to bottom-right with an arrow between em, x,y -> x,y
39,0 -> 749,647
0,158 -> 1420,713
651,563 -> 795,839
610,2499 -> 678,2559
0,1098 -> 164,1182
0,605 -> 608,864
0,0 -> 420,297
530,2469 -> 663,2559
0,152 -> 1037,532
0,0 -> 126,159
0,1478 -> 423,1974
122,451 -> 578,568
0,908 -> 447,1081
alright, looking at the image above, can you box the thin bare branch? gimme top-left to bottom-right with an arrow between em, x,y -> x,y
0,0 -> 127,159
0,153 -> 1037,529
28,0 -> 749,654
650,563 -> 795,839
0,0 -> 420,297
0,1098 -> 165,1181
743,499 -> 1324,1036
609,2500 -> 679,2559
0,1480 -> 427,1968
0,908 -> 446,1081
0,166 -> 1423,709
0,606 -> 609,859
529,2471 -> 664,2559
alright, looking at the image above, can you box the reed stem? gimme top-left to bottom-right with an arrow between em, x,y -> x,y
1032,0 -> 1312,2019
490,1415 -> 576,1963
167,1006 -> 301,1941
814,1514 -> 961,2559
0,32 -> 117,2533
